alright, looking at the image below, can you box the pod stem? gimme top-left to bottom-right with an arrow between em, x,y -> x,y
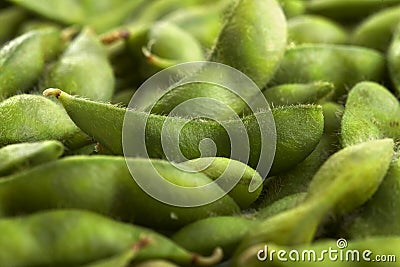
43,88 -> 62,98
192,247 -> 224,266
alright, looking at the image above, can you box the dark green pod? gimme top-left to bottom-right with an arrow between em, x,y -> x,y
388,24 -> 400,95
270,44 -> 385,99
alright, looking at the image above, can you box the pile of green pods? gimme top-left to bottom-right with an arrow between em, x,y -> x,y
0,0 -> 400,266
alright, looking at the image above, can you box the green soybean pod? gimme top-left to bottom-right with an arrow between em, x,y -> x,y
288,15 -> 349,45
79,247 -> 138,267
262,82 -> 334,106
0,28 -> 62,98
172,216 -> 258,259
132,261 -> 179,267
253,193 -> 307,220
351,5 -> 400,52
0,156 -> 241,229
0,209 -> 223,267
0,6 -> 26,44
277,0 -> 306,18
43,29 -> 115,101
233,237 -> 400,266
306,0 -> 400,22
341,82 -> 400,147
321,102 -> 343,134
269,44 -> 385,99
343,158 -> 400,238
258,134 -> 337,207
44,89 -> 324,176
0,141 -> 63,176
0,94 -> 90,149
388,24 -> 400,95
234,139 -> 393,251
178,157 -> 263,209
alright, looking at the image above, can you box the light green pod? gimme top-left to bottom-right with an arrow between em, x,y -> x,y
162,2 -> 227,48
306,0 -> 400,22
178,157 -> 263,209
44,89 -> 324,176
80,248 -> 137,267
388,24 -> 400,95
0,6 -> 26,44
288,15 -> 349,44
0,209 -> 222,267
263,82 -> 334,106
43,29 -> 114,101
0,140 -> 63,176
0,156 -> 241,229
277,0 -> 306,18
0,28 -> 62,98
351,5 -> 400,52
233,237 -> 400,266
270,44 -> 385,99
343,158 -> 400,238
341,82 -> 400,147
132,260 -> 179,267
0,94 -> 90,149
257,134 -> 337,207
234,139 -> 393,251
172,216 -> 258,258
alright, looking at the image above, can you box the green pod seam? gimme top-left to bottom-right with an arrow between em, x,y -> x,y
0,209 -> 222,267
288,15 -> 349,45
0,156 -> 241,230
0,94 -> 91,149
269,44 -> 385,99
44,89 -> 324,176
172,216 -> 258,259
234,139 -> 393,252
263,82 -> 334,106
351,5 -> 400,52
341,82 -> 400,147
42,28 -> 115,101
0,140 -> 63,176
233,237 -> 400,267
0,28 -> 62,98
388,24 -> 400,96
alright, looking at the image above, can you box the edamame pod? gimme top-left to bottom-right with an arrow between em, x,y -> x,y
270,44 -> 385,99
321,102 -> 343,134
0,209 -> 222,267
233,237 -> 400,266
44,89 -> 324,176
0,6 -> 26,44
343,158 -> 400,238
0,28 -> 62,98
0,156 -> 241,229
253,193 -> 307,220
43,29 -> 115,101
0,140 -> 63,176
306,0 -> 400,22
288,15 -> 349,45
341,82 -> 400,147
0,94 -> 90,149
277,0 -> 305,18
351,5 -> 400,52
234,139 -> 392,251
263,82 -> 334,106
79,247 -> 139,267
172,216 -> 258,258
388,24 -> 400,95
132,260 -> 179,267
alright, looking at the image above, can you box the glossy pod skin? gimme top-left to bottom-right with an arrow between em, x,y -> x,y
0,209 -> 222,267
0,28 -> 62,98
43,29 -> 115,101
341,82 -> 400,147
233,237 -> 400,266
351,5 -> 400,52
0,140 -> 63,176
288,15 -> 349,45
44,89 -> 324,176
0,94 -> 90,149
233,139 -> 393,258
269,44 -> 385,99
0,155 -> 263,230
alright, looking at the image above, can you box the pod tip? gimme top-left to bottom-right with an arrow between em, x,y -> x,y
43,88 -> 62,98
192,247 -> 224,266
